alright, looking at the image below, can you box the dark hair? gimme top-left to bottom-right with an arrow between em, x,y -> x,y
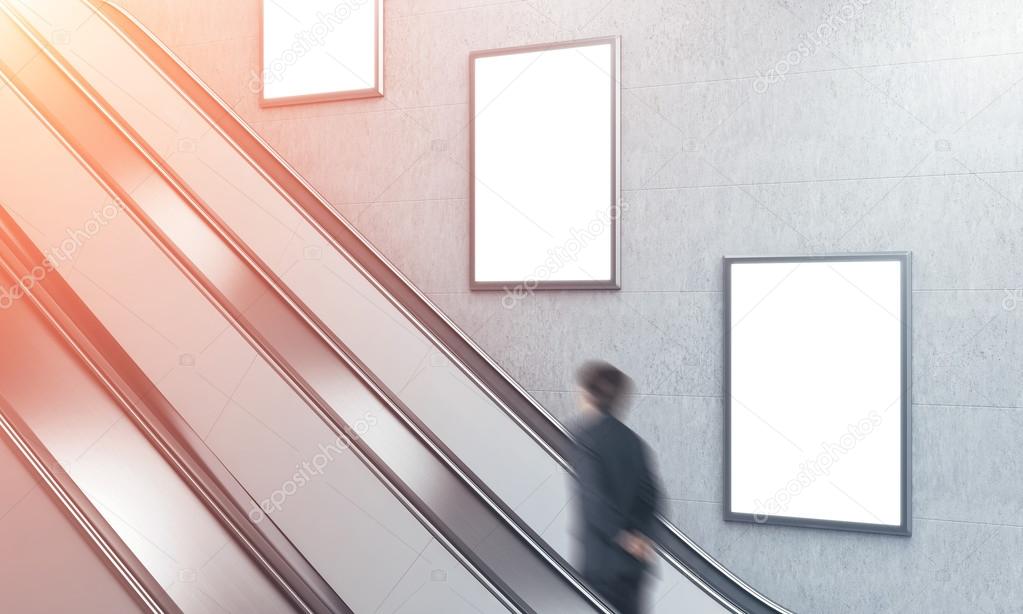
576,361 -> 632,413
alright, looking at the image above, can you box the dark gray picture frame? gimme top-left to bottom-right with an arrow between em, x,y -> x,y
468,36 -> 621,291
723,252 -> 913,536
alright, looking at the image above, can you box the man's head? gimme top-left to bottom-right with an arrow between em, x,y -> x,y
576,361 -> 632,416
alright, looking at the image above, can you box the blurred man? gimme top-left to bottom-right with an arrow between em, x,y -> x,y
572,361 -> 662,614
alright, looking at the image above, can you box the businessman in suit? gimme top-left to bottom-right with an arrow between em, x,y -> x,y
572,361 -> 662,614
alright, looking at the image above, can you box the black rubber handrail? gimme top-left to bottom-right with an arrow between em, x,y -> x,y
88,2 -> 795,613
0,371 -> 179,613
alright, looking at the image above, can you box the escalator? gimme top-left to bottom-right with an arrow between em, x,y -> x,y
0,0 -> 793,611
0,3 -> 601,612
0,48 -> 538,613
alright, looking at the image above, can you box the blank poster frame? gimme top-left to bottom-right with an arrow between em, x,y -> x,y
723,253 -> 913,536
468,37 -> 621,291
259,0 -> 384,107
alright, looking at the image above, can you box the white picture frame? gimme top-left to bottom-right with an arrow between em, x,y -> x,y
470,37 -> 621,290
260,0 -> 383,106
724,253 -> 912,535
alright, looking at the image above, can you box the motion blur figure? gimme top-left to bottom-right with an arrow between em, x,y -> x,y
572,361 -> 662,614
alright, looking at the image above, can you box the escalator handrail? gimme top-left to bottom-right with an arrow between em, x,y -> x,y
0,389 -> 180,614
87,3 -> 793,612
0,7 -> 543,612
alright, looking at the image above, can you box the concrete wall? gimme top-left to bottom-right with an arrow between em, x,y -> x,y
116,1 -> 1023,611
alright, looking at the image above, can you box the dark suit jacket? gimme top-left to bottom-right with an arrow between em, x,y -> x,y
572,413 -> 662,584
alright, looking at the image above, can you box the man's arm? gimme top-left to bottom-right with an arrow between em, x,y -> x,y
630,442 -> 662,538
575,440 -> 627,543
